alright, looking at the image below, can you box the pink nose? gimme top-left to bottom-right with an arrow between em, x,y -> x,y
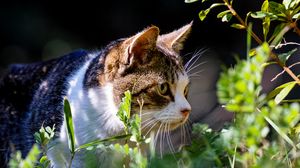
181,109 -> 190,118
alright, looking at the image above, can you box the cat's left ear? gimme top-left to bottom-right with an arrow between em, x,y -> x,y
159,21 -> 193,53
125,26 -> 159,65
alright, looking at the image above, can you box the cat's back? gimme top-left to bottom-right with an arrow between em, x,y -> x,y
0,49 -> 89,116
0,49 -> 92,165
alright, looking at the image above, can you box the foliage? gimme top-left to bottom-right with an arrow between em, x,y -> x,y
9,124 -> 55,168
180,0 -> 300,167
9,145 -> 40,168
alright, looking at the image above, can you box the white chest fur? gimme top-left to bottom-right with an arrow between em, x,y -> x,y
47,58 -> 124,167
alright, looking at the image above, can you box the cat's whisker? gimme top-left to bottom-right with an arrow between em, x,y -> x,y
142,119 -> 158,133
185,48 -> 208,72
141,119 -> 156,130
189,75 -> 202,78
144,120 -> 159,137
181,124 -> 186,145
184,123 -> 191,145
141,117 -> 155,124
159,123 -> 167,158
185,120 -> 193,136
189,75 -> 203,80
189,77 -> 203,80
184,123 -> 190,144
156,116 -> 182,121
182,51 -> 194,58
184,48 -> 206,70
139,112 -> 155,117
187,61 -> 206,74
161,124 -> 167,157
166,123 -> 176,154
154,123 -> 163,157
188,70 -> 204,76
180,125 -> 184,146
184,50 -> 200,70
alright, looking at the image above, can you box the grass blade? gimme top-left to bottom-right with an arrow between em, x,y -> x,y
64,98 -> 76,154
264,116 -> 296,149
75,134 -> 132,151
274,81 -> 296,104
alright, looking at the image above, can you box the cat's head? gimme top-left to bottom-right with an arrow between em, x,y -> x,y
104,22 -> 192,132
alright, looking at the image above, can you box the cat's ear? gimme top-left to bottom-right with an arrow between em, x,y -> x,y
125,26 -> 159,65
159,21 -> 192,53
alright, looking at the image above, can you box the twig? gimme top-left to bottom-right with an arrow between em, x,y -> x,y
223,0 -> 262,44
222,0 -> 300,86
270,38 -> 300,49
271,62 -> 300,82
290,21 -> 300,36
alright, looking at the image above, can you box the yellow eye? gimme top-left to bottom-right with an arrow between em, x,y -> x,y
157,83 -> 169,95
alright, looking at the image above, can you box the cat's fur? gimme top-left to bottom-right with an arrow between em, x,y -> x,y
0,23 -> 193,167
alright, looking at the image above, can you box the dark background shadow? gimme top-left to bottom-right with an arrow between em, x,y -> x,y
0,0 -> 264,70
1,1 -> 299,94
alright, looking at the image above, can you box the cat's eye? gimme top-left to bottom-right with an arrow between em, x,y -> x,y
157,83 -> 169,95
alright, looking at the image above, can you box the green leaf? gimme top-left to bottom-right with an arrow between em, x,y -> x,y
261,0 -> 269,12
221,13 -> 232,22
263,17 -> 270,41
256,42 -> 270,58
250,11 -> 267,18
261,1 -> 270,40
199,9 -> 210,21
269,1 -> 286,14
75,134 -> 131,151
231,23 -> 246,29
209,3 -> 225,9
267,81 -> 297,100
39,156 -> 48,164
245,12 -> 252,24
34,132 -> 41,144
23,145 -> 40,167
64,98 -> 76,154
278,48 -> 297,64
45,126 -> 52,134
268,23 -> 286,44
263,116 -> 296,148
117,90 -> 132,134
249,49 -> 256,57
290,0 -> 300,9
270,24 -> 289,47
274,81 -> 296,104
261,61 -> 277,67
283,0 -> 292,9
184,0 -> 198,3
217,10 -> 231,19
250,11 -> 277,20
293,12 -> 300,19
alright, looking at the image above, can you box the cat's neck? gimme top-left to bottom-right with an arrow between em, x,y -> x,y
61,53 -> 124,145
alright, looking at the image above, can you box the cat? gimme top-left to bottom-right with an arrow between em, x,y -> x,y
0,22 -> 194,167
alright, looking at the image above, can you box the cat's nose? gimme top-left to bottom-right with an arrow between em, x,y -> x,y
181,109 -> 191,118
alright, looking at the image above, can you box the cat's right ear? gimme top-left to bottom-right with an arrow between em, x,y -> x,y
124,26 -> 159,66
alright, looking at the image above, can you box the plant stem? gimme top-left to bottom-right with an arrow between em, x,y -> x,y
68,152 -> 75,168
223,0 -> 262,44
222,0 -> 300,86
290,21 -> 300,36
